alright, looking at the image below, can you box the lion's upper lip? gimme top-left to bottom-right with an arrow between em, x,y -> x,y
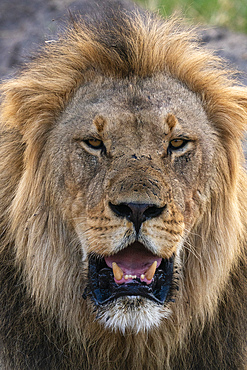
104,242 -> 162,284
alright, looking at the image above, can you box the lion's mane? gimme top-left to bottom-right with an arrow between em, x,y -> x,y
0,5 -> 247,370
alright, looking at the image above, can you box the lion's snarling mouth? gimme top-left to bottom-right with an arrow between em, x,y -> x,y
83,242 -> 175,305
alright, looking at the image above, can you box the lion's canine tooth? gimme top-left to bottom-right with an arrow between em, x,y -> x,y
112,262 -> 123,281
145,261 -> 157,280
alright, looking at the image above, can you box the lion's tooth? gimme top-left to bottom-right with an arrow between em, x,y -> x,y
140,274 -> 145,280
145,261 -> 157,280
112,262 -> 123,281
124,275 -> 129,280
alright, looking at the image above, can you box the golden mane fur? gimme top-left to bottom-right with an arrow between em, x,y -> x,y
0,6 -> 247,369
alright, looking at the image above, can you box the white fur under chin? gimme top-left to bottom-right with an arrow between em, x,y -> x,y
97,296 -> 171,334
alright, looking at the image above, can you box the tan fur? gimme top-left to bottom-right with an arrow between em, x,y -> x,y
0,8 -> 247,369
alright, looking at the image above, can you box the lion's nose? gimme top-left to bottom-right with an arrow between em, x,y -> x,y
109,202 -> 166,233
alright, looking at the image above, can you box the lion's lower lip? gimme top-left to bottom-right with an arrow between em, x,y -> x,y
84,247 -> 175,305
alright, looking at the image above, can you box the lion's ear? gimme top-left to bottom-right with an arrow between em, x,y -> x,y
233,86 -> 247,126
203,85 -> 247,142
0,78 -> 70,134
227,87 -> 247,138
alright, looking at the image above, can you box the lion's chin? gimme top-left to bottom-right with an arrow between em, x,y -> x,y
95,296 -> 172,334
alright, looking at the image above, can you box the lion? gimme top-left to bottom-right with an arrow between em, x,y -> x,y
0,4 -> 247,370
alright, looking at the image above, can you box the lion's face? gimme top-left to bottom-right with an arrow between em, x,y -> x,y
48,74 -> 216,333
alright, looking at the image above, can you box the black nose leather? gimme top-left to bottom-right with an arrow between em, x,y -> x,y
109,202 -> 166,233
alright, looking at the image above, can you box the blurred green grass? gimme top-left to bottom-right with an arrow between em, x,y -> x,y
136,0 -> 247,33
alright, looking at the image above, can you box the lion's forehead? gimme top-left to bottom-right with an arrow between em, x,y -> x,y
60,74 -> 210,140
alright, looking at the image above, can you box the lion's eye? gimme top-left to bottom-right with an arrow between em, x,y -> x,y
85,138 -> 104,149
169,139 -> 187,151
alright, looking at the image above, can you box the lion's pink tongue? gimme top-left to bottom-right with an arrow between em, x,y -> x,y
104,242 -> 162,284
